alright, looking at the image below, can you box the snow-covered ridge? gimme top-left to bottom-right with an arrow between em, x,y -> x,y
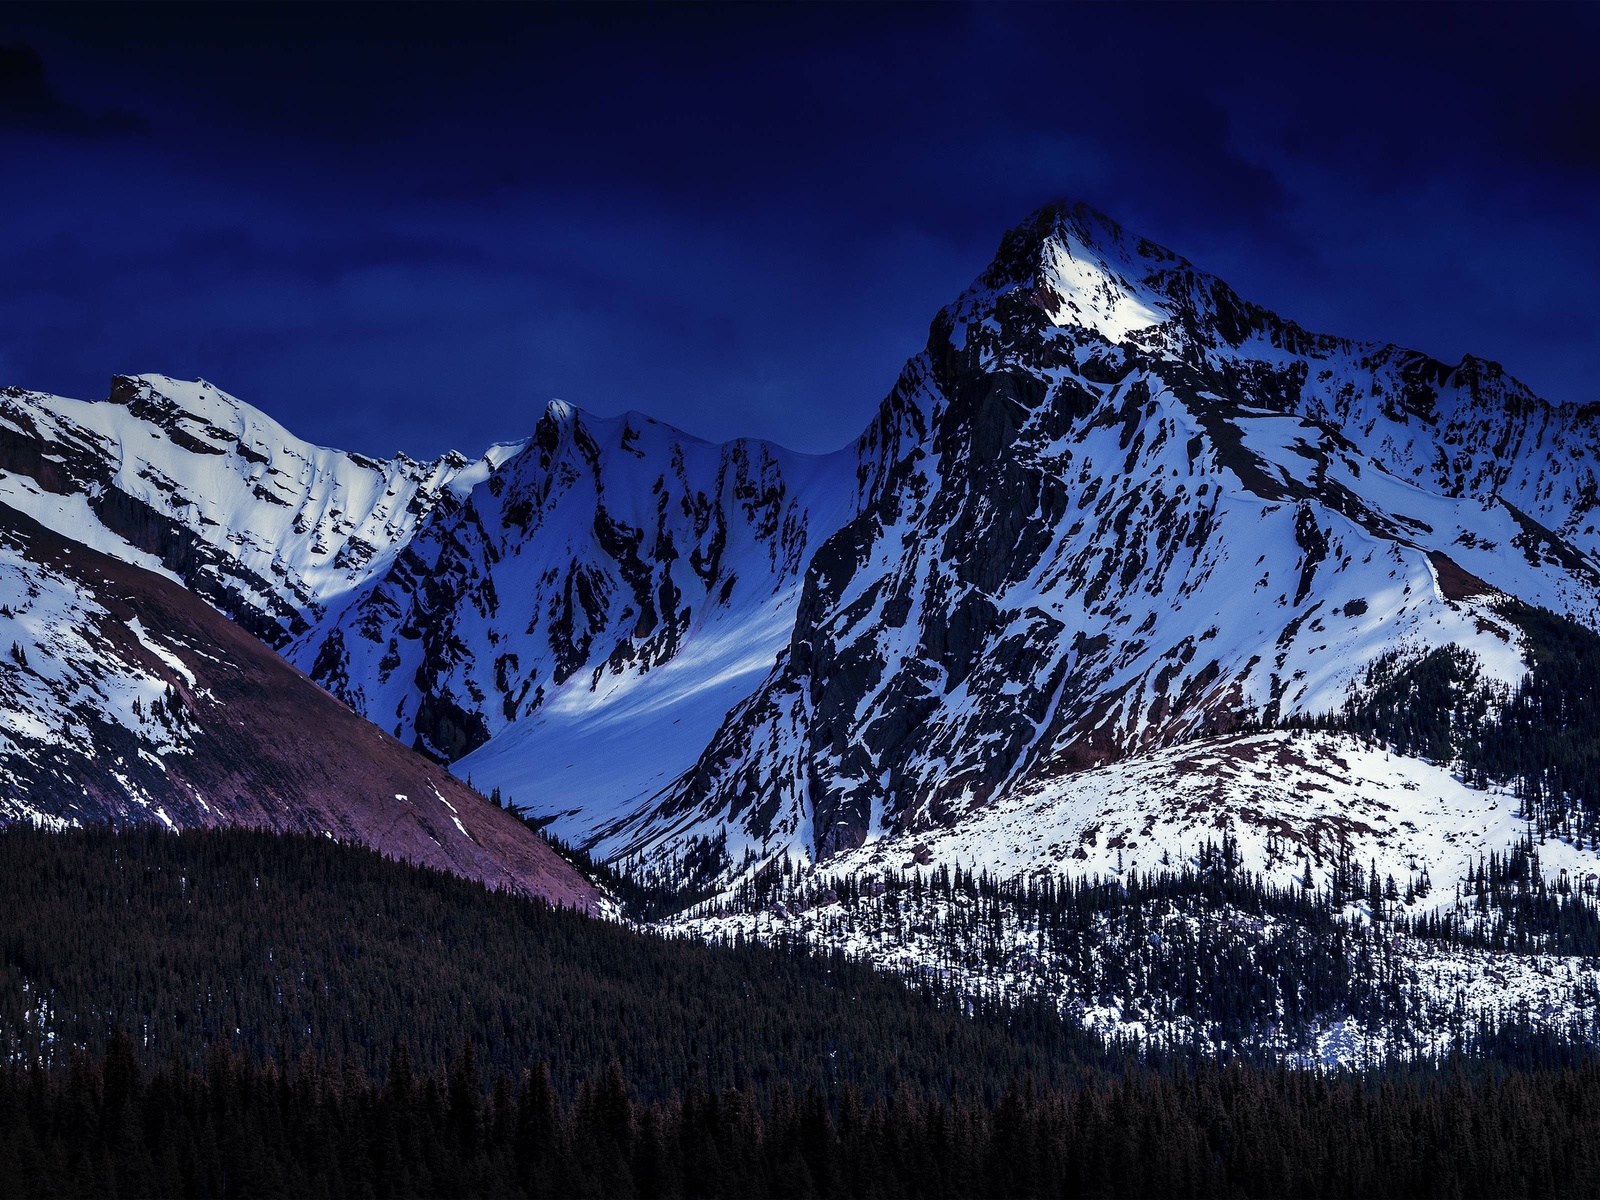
807,730 -> 1595,905
668,728 -> 1600,1065
0,374 -> 511,644
0,370 -> 868,844
295,399 -> 863,837
991,205 -> 1600,562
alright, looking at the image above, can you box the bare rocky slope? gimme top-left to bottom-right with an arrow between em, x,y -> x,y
0,502 -> 596,909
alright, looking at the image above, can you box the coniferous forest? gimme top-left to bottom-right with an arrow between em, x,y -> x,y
7,1033 -> 1600,1199
3,826 -> 1600,1196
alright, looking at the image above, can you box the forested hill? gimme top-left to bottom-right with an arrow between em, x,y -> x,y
0,826 -> 1096,1100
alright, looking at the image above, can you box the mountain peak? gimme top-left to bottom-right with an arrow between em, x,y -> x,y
1034,219 -> 1172,342
971,202 -> 1194,346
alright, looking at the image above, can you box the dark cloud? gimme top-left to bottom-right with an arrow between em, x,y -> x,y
0,4 -> 1593,457
0,43 -> 144,136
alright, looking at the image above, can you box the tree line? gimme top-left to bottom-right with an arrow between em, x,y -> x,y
1338,598 -> 1600,846
706,827 -> 1600,1059
4,1032 -> 1600,1198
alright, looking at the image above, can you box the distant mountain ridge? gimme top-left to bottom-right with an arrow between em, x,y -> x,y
2,202 -> 1599,909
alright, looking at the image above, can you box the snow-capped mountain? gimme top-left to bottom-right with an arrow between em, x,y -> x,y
607,203 -> 1600,877
3,203 -> 1599,919
630,204 -> 1600,1062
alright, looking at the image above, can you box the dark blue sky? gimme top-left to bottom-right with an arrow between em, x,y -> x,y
2,3 -> 1596,458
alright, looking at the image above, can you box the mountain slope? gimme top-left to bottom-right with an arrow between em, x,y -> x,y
0,502 -> 595,907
